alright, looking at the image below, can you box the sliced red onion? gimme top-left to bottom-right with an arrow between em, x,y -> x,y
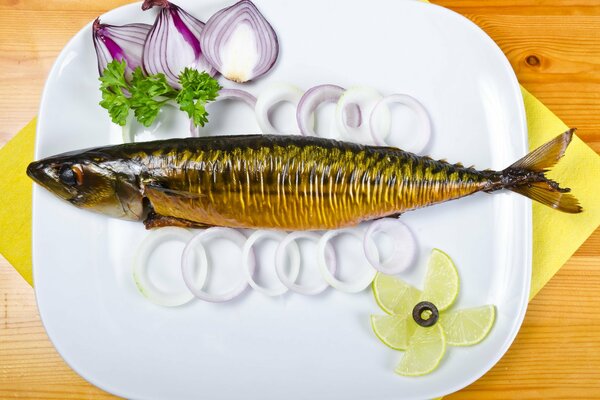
255,83 -> 308,135
142,0 -> 216,88
181,227 -> 253,302
242,230 -> 300,297
370,94 -> 432,153
363,218 -> 417,274
317,229 -> 376,293
274,232 -> 336,296
336,87 -> 390,144
189,88 -> 257,137
296,84 -> 357,137
92,18 -> 151,77
200,0 -> 279,83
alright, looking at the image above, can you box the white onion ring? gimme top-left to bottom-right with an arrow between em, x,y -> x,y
317,229 -> 376,293
189,89 -> 257,137
241,230 -> 300,297
275,232 -> 336,295
181,227 -> 254,302
363,219 -> 417,274
335,87 -> 390,144
370,94 -> 432,153
133,227 -> 204,307
255,83 -> 310,135
296,84 -> 346,137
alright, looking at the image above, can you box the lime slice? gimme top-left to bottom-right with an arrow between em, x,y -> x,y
420,249 -> 459,311
395,324 -> 446,376
439,305 -> 496,346
372,272 -> 422,315
370,314 -> 417,350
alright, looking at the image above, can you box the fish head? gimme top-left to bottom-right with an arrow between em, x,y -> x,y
27,152 -> 145,221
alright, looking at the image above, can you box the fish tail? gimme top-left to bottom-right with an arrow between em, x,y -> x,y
485,129 -> 582,213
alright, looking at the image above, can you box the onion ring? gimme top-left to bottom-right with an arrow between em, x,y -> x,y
241,230 -> 300,296
369,94 -> 432,153
335,87 -> 390,144
255,83 -> 310,135
363,219 -> 417,274
296,84 -> 349,137
274,232 -> 336,295
317,229 -> 376,293
181,227 -> 254,302
133,227 -> 204,307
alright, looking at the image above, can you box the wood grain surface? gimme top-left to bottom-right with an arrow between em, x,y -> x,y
0,0 -> 599,398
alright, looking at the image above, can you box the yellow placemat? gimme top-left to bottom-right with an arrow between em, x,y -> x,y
1,90 -> 599,293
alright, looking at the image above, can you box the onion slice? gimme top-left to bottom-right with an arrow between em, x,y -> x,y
296,84 -> 355,137
181,227 -> 253,302
363,218 -> 417,274
242,230 -> 300,297
92,18 -> 151,77
255,83 -> 309,135
336,87 -> 390,144
189,88 -> 256,137
133,227 -> 204,307
200,0 -> 279,83
317,229 -> 376,293
275,232 -> 336,296
370,94 -> 432,153
142,0 -> 216,88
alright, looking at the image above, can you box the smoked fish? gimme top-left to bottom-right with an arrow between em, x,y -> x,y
26,129 -> 581,229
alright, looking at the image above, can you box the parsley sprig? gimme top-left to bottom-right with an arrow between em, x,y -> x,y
99,60 -> 221,128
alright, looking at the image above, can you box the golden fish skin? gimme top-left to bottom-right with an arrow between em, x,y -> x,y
26,131 -> 581,230
141,135 -> 488,229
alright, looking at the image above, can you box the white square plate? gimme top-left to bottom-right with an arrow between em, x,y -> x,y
33,0 -> 530,398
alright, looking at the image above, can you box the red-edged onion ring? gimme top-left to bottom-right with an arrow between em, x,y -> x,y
142,0 -> 216,88
275,232 -> 336,296
133,227 -> 204,307
255,83 -> 309,135
92,18 -> 151,77
200,0 -> 278,83
370,94 -> 432,153
189,88 -> 256,137
363,219 -> 417,274
181,227 -> 254,302
242,230 -> 300,297
296,84 -> 345,136
317,229 -> 376,293
335,87 -> 390,144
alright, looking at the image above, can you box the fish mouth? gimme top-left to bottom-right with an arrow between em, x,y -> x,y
26,161 -> 46,185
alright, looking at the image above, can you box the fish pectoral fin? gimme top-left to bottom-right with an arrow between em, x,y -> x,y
143,210 -> 213,229
144,184 -> 205,200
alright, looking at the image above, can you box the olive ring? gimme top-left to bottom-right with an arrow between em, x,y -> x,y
412,301 -> 439,327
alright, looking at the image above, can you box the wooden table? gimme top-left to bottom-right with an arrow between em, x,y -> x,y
1,1 -> 598,398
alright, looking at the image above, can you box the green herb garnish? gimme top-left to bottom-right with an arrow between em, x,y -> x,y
99,60 -> 221,128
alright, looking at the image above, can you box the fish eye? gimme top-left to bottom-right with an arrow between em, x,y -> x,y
59,164 -> 83,186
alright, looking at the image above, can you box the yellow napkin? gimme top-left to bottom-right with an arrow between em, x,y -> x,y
1,90 -> 599,293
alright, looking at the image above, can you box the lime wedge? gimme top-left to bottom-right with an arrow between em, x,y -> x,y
420,249 -> 459,311
439,305 -> 496,346
395,324 -> 446,376
370,314 -> 417,350
372,272 -> 422,315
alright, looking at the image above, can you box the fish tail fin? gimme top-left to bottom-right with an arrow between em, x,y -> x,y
491,129 -> 582,213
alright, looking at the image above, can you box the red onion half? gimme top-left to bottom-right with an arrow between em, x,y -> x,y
142,0 -> 217,88
92,18 -> 151,77
200,0 -> 279,83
